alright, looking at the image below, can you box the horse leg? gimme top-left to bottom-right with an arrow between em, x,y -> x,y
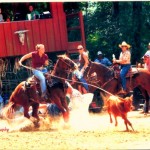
23,105 -> 30,119
81,86 -> 88,94
144,92 -> 149,113
31,103 -> 39,120
140,88 -> 149,113
61,97 -> 70,122
53,95 -> 69,122
78,85 -> 83,94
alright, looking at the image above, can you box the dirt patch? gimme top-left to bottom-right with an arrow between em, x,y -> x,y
0,110 -> 150,149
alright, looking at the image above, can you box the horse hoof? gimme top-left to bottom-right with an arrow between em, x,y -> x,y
63,112 -> 69,122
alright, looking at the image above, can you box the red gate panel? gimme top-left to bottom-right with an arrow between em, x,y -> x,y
0,24 -> 7,57
39,20 -> 48,52
45,19 -> 55,52
3,23 -> 14,56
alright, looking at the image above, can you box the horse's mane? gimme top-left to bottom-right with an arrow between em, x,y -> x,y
57,54 -> 77,66
57,54 -> 68,58
57,54 -> 72,61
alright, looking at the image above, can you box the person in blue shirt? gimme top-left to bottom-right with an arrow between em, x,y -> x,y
94,51 -> 112,67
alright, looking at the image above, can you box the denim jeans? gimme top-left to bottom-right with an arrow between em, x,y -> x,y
120,64 -> 131,90
79,77 -> 89,91
74,68 -> 89,92
32,68 -> 48,94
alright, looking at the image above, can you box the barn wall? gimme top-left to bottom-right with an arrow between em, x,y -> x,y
0,2 -> 68,57
0,2 -> 85,58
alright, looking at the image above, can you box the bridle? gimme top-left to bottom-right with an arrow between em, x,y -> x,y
53,57 -> 76,79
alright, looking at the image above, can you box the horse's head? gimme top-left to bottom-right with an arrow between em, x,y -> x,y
52,54 -> 77,79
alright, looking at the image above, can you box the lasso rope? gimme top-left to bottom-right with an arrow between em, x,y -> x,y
20,64 -> 114,96
20,64 -> 129,101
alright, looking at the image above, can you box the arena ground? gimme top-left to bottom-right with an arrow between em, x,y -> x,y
0,110 -> 150,150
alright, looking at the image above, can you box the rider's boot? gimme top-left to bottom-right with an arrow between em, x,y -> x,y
41,92 -> 48,100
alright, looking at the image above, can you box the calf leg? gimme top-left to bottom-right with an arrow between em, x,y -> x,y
122,115 -> 134,131
108,112 -> 113,123
114,116 -> 118,126
125,118 -> 134,131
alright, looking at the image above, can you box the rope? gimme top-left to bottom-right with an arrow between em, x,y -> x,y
51,74 -> 114,96
20,64 -> 126,101
20,64 -> 35,71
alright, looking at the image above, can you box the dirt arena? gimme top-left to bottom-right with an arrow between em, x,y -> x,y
0,109 -> 150,150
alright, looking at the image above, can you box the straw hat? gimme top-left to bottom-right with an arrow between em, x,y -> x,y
119,41 -> 131,49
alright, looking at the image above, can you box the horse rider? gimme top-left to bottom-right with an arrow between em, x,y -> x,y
113,41 -> 131,94
18,44 -> 49,100
73,45 -> 89,94
94,51 -> 112,67
143,43 -> 150,72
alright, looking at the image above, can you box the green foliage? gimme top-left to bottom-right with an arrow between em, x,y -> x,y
77,2 -> 150,64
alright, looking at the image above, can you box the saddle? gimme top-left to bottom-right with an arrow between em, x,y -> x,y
25,74 -> 64,95
113,64 -> 139,79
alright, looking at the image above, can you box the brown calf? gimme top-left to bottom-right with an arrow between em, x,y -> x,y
106,95 -> 134,131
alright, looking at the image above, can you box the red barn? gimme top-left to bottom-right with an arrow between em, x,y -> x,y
0,2 -> 85,57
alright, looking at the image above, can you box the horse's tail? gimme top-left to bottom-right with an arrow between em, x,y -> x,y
1,101 -> 15,120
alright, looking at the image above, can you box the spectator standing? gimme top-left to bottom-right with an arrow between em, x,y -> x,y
0,94 -> 3,109
94,51 -> 112,66
0,8 -> 4,22
143,43 -> 150,71
26,5 -> 39,20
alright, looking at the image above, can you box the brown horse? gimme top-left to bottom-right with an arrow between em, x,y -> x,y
2,73 -> 69,122
53,55 -> 150,113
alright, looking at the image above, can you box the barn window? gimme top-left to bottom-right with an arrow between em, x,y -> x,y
0,3 -> 52,21
66,13 -> 81,42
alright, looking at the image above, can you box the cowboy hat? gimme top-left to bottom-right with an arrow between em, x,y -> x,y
119,41 -> 131,49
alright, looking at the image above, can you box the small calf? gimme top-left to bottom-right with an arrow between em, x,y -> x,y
106,95 -> 134,131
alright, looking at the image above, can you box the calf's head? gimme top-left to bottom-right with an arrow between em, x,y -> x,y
124,95 -> 133,112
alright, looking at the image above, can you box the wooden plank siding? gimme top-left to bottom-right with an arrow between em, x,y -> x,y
0,24 -> 7,57
51,2 -> 62,51
45,19 -> 55,52
57,2 -> 68,51
0,18 -> 66,57
0,2 -> 85,58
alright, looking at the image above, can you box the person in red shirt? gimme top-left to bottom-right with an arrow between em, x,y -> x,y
19,44 -> 49,99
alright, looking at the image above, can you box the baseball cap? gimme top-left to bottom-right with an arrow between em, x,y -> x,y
97,51 -> 102,55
